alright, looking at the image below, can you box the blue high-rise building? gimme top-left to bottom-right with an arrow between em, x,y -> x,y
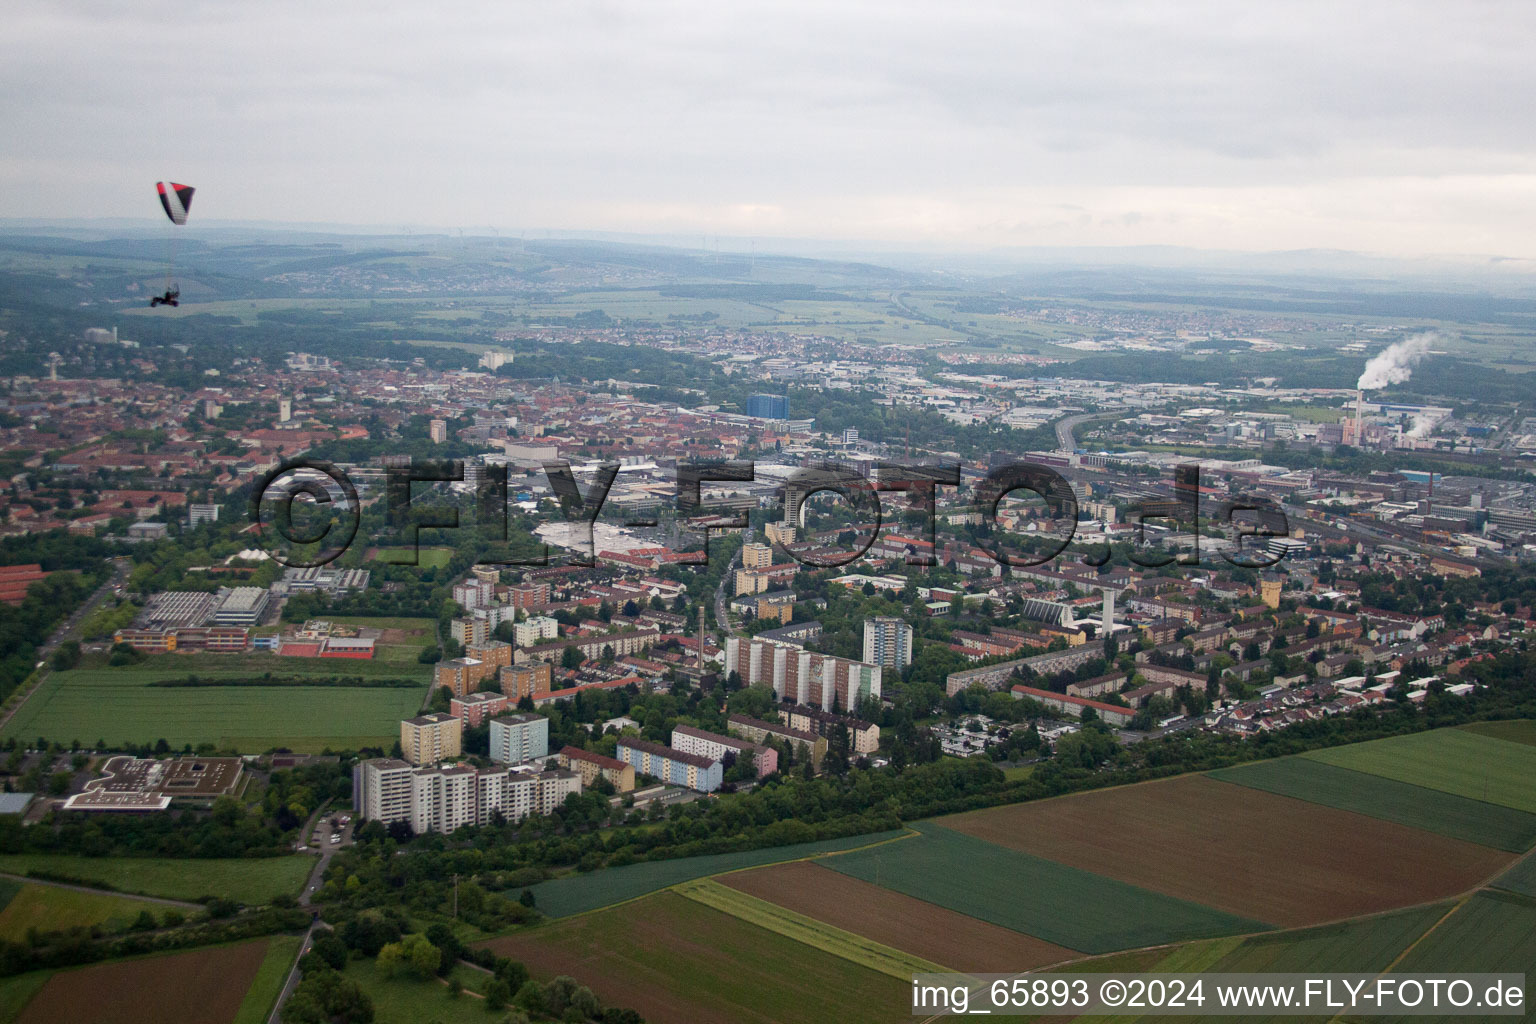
747,393 -> 789,420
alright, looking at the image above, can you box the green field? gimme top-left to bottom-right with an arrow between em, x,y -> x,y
484,891 -> 912,1023
1491,850 -> 1536,898
824,823 -> 1268,953
1459,718 -> 1536,747
341,958 -> 499,1024
1303,729 -> 1536,814
0,662 -> 424,752
1389,890 -> 1536,977
0,880 -> 178,940
1076,905 -> 1455,1024
0,972 -> 49,1024
522,828 -> 911,918
675,878 -> 944,978
1209,757 -> 1536,852
370,546 -> 453,568
0,855 -> 314,905
233,934 -> 304,1024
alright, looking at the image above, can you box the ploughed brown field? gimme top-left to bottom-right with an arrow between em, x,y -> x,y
17,938 -> 268,1024
941,775 -> 1512,928
481,891 -> 910,1024
720,859 -> 1082,971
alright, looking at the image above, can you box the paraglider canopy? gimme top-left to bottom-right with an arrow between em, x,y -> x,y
156,182 -> 194,225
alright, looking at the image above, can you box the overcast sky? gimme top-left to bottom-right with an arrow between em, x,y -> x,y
6,1 -> 1536,257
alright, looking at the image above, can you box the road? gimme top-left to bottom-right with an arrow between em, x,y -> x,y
0,556 -> 132,735
712,546 -> 742,637
1054,413 -> 1096,452
268,812 -> 352,1024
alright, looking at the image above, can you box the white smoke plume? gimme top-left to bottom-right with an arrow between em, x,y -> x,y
1357,332 -> 1438,390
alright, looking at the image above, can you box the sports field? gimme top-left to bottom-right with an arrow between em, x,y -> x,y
521,828 -> 911,918
940,775 -> 1510,927
14,938 -> 274,1024
0,879 -> 180,940
325,615 -> 437,664
1302,729 -> 1536,813
1208,756 -> 1536,852
482,891 -> 913,1024
368,546 -> 453,568
0,663 -> 423,752
822,822 -> 1265,952
719,859 -> 1080,972
0,855 -> 314,904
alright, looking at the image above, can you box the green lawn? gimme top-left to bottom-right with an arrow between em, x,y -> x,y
0,881 -> 174,940
1209,756 -> 1536,852
1302,729 -> 1536,814
824,823 -> 1268,954
0,663 -> 424,753
233,935 -> 304,1024
343,957 -> 498,1024
0,854 -> 314,905
522,828 -> 911,918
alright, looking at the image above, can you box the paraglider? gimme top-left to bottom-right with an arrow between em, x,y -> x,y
151,181 -> 194,307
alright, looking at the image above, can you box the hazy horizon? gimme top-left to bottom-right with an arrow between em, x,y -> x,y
8,2 -> 1536,260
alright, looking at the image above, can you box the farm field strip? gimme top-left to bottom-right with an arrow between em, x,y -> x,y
232,935 -> 303,1024
719,859 -> 1081,974
1458,718 -> 1536,748
1490,847 -> 1536,898
939,774 -> 1512,928
1302,729 -> 1536,814
675,878 -> 944,978
1207,756 -> 1536,852
823,822 -> 1267,953
523,828 -> 912,918
479,891 -> 913,1024
0,854 -> 314,905
1386,890 -> 1536,977
14,938 -> 273,1024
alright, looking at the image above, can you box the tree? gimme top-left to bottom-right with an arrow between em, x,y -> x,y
518,888 -> 536,908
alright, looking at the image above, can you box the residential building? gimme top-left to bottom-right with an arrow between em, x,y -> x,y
187,503 -> 221,526
557,746 -> 636,792
353,758 -> 580,834
746,394 -> 789,420
449,691 -> 510,727
489,713 -> 550,765
727,714 -> 826,768
616,738 -> 722,792
741,542 -> 773,569
1009,684 -> 1135,727
782,705 -> 880,755
429,418 -> 447,443
862,616 -> 913,669
451,617 -> 490,647
434,657 -> 488,698
671,725 -> 777,778
400,712 -> 463,765
724,636 -> 882,710
499,662 -> 553,700
514,616 -> 559,647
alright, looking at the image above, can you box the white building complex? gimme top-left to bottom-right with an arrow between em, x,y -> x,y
353,759 -> 581,835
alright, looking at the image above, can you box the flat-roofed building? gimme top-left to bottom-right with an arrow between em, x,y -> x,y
451,617 -> 490,647
862,617 -> 913,669
434,657 -> 487,698
210,587 -> 270,626
513,616 -> 559,647
727,713 -> 826,768
499,662 -> 553,700
449,691 -> 510,727
400,712 -> 462,765
489,712 -> 549,764
782,705 -> 880,755
353,759 -> 581,834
